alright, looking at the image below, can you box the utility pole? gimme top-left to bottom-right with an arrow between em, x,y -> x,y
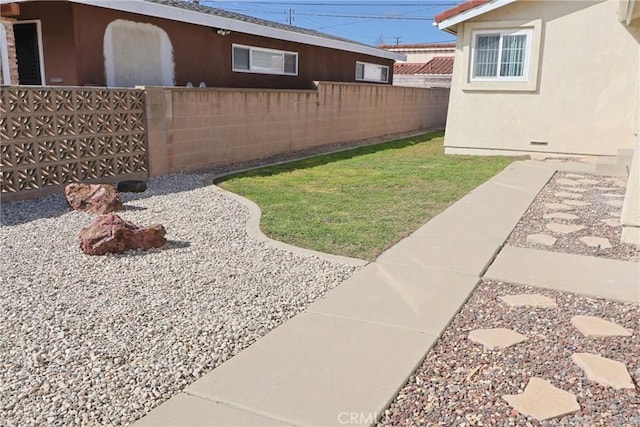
285,8 -> 294,25
393,36 -> 401,46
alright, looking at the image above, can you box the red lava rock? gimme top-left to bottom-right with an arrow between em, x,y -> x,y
79,213 -> 166,255
65,183 -> 125,214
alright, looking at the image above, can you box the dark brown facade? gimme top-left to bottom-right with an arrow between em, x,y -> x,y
12,1 -> 394,89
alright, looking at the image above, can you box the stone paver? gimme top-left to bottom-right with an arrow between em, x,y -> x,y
543,212 -> 579,220
526,233 -> 557,246
560,187 -> 588,193
546,222 -> 585,234
609,210 -> 622,217
543,203 -> 573,211
499,294 -> 557,308
468,328 -> 527,350
603,193 -> 624,198
502,377 -> 581,421
563,200 -> 590,206
556,178 -> 580,186
602,218 -> 621,227
555,192 -> 583,199
565,174 -> 586,179
571,315 -> 633,337
579,236 -> 612,249
606,200 -> 625,208
572,353 -> 635,390
578,179 -> 600,185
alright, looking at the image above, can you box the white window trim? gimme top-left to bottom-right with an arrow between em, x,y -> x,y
461,19 -> 542,92
0,23 -> 11,85
470,28 -> 532,82
232,44 -> 298,76
355,61 -> 389,83
13,20 -> 47,86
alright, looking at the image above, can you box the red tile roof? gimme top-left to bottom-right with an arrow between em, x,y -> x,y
394,57 -> 454,75
435,0 -> 490,23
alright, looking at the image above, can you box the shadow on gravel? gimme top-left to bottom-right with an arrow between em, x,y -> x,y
1,193 -> 71,226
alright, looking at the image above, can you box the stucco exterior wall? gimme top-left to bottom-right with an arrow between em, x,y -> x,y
444,0 -> 640,156
145,83 -> 449,175
393,74 -> 452,88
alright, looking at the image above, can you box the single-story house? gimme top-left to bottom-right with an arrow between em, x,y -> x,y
0,0 -> 404,89
382,42 -> 455,88
435,0 -> 639,243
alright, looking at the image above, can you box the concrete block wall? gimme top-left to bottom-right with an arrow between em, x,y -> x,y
145,82 -> 449,176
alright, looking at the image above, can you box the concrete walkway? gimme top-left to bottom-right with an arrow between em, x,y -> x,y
135,160 -> 638,426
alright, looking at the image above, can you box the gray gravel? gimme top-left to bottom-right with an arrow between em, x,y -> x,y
379,280 -> 640,426
507,171 -> 639,261
0,173 -> 358,426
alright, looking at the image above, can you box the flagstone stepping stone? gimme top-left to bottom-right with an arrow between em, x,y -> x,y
565,174 -> 586,179
578,179 -> 600,185
546,222 -> 585,234
556,178 -> 580,186
571,315 -> 633,337
564,200 -> 590,207
526,234 -> 557,246
560,187 -> 588,193
602,218 -> 621,227
468,328 -> 527,350
499,294 -> 557,308
603,193 -> 624,198
572,353 -> 635,389
502,377 -> 580,421
579,236 -> 612,249
606,200 -> 624,208
609,210 -> 621,217
555,192 -> 583,199
543,212 -> 579,220
543,203 -> 573,211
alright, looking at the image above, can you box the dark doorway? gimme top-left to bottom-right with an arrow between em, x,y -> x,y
14,22 -> 42,85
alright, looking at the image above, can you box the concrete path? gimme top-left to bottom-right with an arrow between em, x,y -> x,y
135,160 -> 638,426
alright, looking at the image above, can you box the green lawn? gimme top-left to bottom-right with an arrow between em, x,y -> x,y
217,132 -> 520,261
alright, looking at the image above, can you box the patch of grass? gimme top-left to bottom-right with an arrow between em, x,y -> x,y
217,132 -> 520,261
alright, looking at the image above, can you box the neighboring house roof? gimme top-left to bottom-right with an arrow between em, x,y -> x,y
394,57 -> 454,75
435,0 -> 517,32
379,42 -> 456,50
48,0 -> 406,60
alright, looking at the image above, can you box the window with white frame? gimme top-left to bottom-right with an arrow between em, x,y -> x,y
471,28 -> 532,81
232,44 -> 298,76
355,61 -> 389,83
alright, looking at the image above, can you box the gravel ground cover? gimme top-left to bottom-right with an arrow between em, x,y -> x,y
0,173 -> 357,426
380,170 -> 639,426
379,279 -> 639,426
506,171 -> 639,262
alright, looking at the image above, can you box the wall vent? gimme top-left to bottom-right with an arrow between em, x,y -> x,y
530,141 -> 549,146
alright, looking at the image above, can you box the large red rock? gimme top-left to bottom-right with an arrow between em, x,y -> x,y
65,183 -> 124,214
79,213 -> 166,255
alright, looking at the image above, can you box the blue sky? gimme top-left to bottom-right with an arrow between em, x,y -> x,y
203,1 -> 459,46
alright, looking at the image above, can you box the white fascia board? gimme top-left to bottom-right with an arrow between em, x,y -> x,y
437,0 -> 518,31
70,0 -> 405,61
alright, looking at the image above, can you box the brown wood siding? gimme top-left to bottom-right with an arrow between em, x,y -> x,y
16,2 -> 78,86
15,1 -> 393,89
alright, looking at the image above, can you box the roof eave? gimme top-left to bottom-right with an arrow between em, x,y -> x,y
69,0 -> 404,61
436,0 -> 518,32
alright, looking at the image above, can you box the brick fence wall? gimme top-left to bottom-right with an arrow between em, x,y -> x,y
144,82 -> 449,176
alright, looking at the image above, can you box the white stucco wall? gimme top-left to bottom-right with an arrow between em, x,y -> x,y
104,19 -> 175,88
443,0 -> 640,156
393,74 -> 452,88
